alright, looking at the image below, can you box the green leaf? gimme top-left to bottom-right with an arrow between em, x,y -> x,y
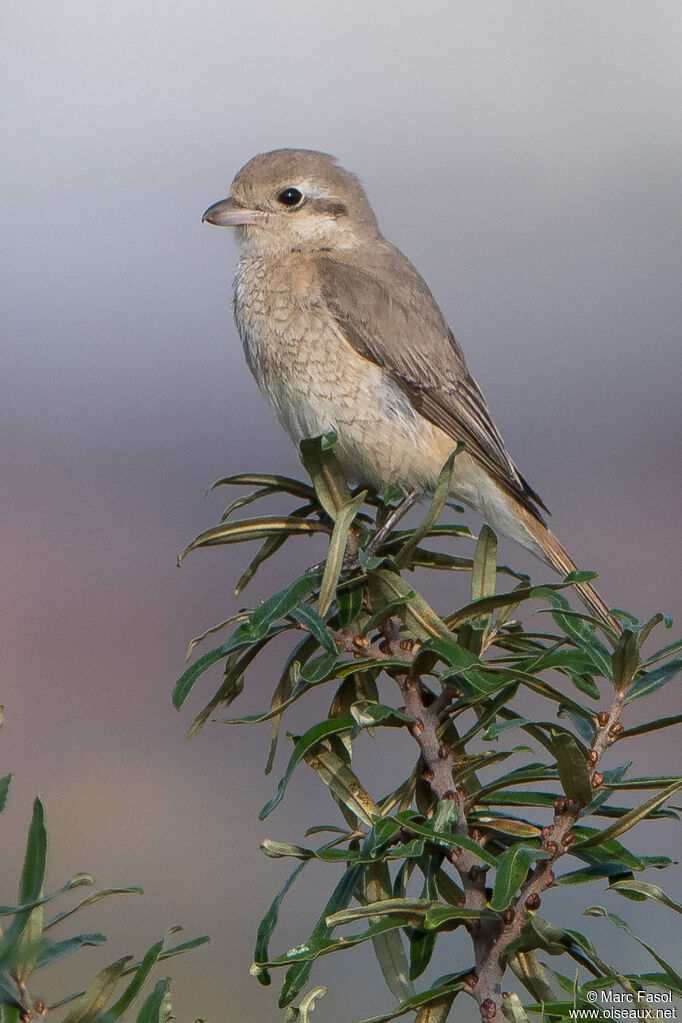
352,978 -> 466,1023
610,629 -> 638,691
534,589 -> 613,678
46,887 -> 143,931
395,449 -> 460,568
393,814 -> 499,868
134,978 -> 172,1023
551,731 -> 593,806
349,702 -> 413,730
220,485 -> 278,520
501,992 -> 531,1023
319,491 -> 367,615
620,713 -> 682,739
467,763 -> 558,807
291,605 -> 337,654
507,951 -> 557,1005
575,781 -> 682,848
1,797 -> 47,978
260,719 -> 356,820
471,524 -> 498,604
299,436 -> 352,519
626,658 -> 682,702
61,956 -> 133,1023
643,635 -> 682,668
609,880 -> 682,915
174,573 -> 320,709
303,740 -> 380,828
105,936 -> 167,1019
583,907 -> 682,988
35,933 -> 106,970
369,570 -> 454,640
178,515 -> 328,562
235,533 -> 289,594
490,846 -> 549,911
360,861 -> 414,1002
254,863 -> 308,986
328,900 -> 430,928
208,472 -> 314,502
276,865 -> 365,1006
0,775 -> 10,814
423,905 -> 498,930
445,585 -> 535,629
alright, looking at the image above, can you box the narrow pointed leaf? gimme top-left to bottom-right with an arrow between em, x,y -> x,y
352,980 -> 466,1023
490,847 -> 549,911
134,978 -> 172,1023
319,492 -> 367,615
575,781 -> 682,848
371,570 -> 453,640
46,887 -> 143,931
260,719 -> 355,820
290,605 -> 337,654
620,713 -> 682,739
471,524 -> 498,603
609,880 -> 682,915
61,956 -> 133,1023
626,658 -> 682,702
0,775 -> 11,814
359,862 -> 414,1002
178,516 -> 327,563
276,865 -> 365,1006
299,437 -> 352,519
304,742 -> 379,827
105,936 -> 166,1019
209,472 -> 314,501
35,933 -> 106,970
583,907 -> 682,988
395,450 -> 459,568
254,863 -> 308,985
551,731 -> 593,806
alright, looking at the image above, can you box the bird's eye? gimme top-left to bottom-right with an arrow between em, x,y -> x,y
276,187 -> 303,207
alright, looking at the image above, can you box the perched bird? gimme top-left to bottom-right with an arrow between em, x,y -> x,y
203,148 -> 615,631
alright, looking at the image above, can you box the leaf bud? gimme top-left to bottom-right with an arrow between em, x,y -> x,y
480,997 -> 497,1020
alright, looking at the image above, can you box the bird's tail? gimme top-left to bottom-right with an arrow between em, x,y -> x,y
523,515 -> 620,637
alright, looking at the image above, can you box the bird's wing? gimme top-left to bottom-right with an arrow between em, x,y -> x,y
314,247 -> 548,522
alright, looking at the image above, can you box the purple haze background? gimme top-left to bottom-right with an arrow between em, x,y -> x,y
2,2 -> 681,1020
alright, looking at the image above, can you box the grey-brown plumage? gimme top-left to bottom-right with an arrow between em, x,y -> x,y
203,148 -> 615,631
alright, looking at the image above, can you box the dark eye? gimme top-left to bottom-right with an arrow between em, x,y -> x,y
277,187 -> 303,207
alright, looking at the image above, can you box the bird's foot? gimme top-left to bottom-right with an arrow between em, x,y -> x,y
364,488 -> 425,556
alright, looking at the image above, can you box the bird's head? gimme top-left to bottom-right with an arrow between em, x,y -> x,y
202,149 -> 380,258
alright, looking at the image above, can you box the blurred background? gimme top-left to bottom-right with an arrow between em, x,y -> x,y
2,2 -> 680,1020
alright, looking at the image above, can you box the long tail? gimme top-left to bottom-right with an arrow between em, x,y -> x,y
523,515 -> 621,637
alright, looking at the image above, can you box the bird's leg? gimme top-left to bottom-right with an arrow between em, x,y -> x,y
365,487 -> 425,555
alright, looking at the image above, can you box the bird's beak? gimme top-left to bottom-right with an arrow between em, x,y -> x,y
202,195 -> 269,227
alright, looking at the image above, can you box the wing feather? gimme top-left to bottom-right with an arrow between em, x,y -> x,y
314,246 -> 548,522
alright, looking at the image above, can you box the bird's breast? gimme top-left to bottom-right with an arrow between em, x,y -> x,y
232,256 -> 452,495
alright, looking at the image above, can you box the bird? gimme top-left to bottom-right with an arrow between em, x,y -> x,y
202,148 -> 616,633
